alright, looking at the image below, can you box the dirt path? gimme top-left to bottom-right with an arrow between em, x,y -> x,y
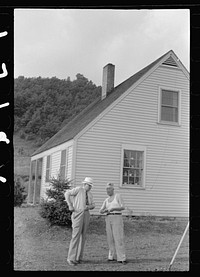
14,207 -> 189,271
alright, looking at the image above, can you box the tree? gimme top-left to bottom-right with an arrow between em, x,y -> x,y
14,174 -> 27,207
39,175 -> 72,226
14,75 -> 101,145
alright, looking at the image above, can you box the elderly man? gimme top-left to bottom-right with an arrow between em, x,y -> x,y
100,183 -> 127,264
65,177 -> 95,266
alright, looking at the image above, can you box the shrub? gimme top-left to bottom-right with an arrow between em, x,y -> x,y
19,130 -> 26,139
14,174 -> 27,207
39,175 -> 72,227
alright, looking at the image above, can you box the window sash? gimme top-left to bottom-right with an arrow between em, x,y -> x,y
60,166 -> 66,180
45,155 -> 51,182
161,90 -> 178,107
61,149 -> 66,166
122,150 -> 144,186
161,106 -> 178,122
60,149 -> 67,180
160,89 -> 179,123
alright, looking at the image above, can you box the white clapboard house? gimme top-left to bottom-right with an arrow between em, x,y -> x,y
28,50 -> 189,217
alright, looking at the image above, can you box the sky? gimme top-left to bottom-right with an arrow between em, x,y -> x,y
14,9 -> 189,86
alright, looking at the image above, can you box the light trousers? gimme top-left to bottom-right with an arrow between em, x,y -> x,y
67,210 -> 90,261
105,214 -> 126,262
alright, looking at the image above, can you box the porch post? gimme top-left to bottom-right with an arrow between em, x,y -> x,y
27,160 -> 33,203
33,159 -> 38,205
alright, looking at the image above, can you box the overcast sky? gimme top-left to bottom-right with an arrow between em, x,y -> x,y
14,9 -> 189,86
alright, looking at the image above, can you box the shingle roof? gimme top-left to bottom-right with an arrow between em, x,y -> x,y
32,50 -> 172,156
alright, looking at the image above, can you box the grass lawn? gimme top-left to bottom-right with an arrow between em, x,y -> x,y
14,206 -> 189,271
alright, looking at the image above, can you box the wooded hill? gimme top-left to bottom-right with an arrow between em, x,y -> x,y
14,74 -> 101,146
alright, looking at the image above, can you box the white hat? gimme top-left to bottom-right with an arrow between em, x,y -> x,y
82,177 -> 94,187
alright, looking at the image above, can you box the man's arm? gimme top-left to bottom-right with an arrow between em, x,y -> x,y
108,194 -> 125,213
99,200 -> 108,214
85,192 -> 95,211
64,187 -> 80,211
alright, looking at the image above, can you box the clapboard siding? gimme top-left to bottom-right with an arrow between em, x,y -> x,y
51,151 -> 61,178
34,141 -> 74,200
75,65 -> 189,217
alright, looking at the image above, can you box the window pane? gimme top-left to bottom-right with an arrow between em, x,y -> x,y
138,156 -> 143,168
61,149 -> 66,166
46,155 -> 50,168
136,177 -> 141,186
46,169 -> 50,182
124,150 -> 129,159
123,176 -> 128,184
136,169 -> 140,177
124,159 -> 130,167
161,107 -> 178,122
135,177 -> 140,185
123,168 -> 128,176
60,166 -> 65,180
162,90 -> 178,107
129,168 -> 135,177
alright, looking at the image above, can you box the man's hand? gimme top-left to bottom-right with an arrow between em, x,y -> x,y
68,205 -> 74,212
100,208 -> 108,214
84,205 -> 90,211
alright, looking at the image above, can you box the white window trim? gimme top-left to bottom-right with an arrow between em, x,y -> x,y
120,144 -> 147,189
158,86 -> 181,126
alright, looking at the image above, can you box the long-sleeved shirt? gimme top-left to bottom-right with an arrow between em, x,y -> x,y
64,186 -> 95,212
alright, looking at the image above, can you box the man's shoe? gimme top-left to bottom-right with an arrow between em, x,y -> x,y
107,259 -> 116,262
118,260 -> 127,265
76,260 -> 83,264
67,259 -> 77,266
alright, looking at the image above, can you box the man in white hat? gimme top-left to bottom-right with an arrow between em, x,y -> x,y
64,177 -> 95,266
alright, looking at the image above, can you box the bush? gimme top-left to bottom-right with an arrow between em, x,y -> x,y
14,174 -> 27,207
39,175 -> 72,227
19,130 -> 26,139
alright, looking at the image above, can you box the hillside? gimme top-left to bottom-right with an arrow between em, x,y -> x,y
14,74 -> 101,146
14,74 -> 101,192
14,133 -> 38,186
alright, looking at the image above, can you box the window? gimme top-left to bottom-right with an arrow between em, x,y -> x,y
60,149 -> 67,180
45,155 -> 51,182
159,88 -> 181,125
121,145 -> 146,188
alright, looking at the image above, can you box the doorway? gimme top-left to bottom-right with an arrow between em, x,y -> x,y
28,158 -> 43,204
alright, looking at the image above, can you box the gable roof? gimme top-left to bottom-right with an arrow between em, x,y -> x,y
32,50 -> 188,157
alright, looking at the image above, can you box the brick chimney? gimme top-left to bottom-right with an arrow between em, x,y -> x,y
101,63 -> 115,100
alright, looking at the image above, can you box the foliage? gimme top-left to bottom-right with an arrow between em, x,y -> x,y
14,74 -> 101,145
14,174 -> 27,207
39,175 -> 72,226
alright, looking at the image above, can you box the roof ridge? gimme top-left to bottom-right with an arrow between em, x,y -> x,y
32,50 -> 179,157
32,97 -> 101,156
62,96 -> 101,127
114,50 -> 172,92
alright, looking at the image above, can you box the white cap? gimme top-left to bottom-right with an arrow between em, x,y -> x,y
106,182 -> 114,188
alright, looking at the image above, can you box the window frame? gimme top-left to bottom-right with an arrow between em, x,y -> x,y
45,155 -> 51,182
158,86 -> 181,126
120,144 -> 146,189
